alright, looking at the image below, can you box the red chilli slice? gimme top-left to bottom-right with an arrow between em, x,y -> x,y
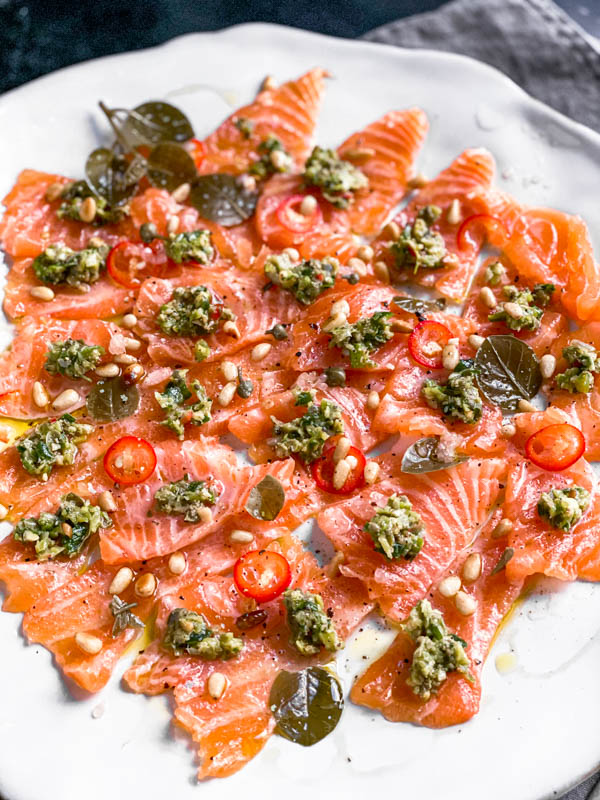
525,423 -> 585,472
457,213 -> 508,251
311,439 -> 366,495
103,436 -> 157,485
233,549 -> 292,603
408,320 -> 453,369
107,240 -> 168,289
276,194 -> 323,233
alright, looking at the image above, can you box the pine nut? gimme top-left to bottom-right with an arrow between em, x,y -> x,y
114,353 -> 137,365
331,299 -> 350,317
442,343 -> 459,371
364,460 -> 380,485
75,632 -> 103,655
61,522 -> 73,538
407,173 -> 428,190
492,517 -> 513,539
208,672 -> 227,700
345,454 -> 358,470
123,337 -> 141,352
109,566 -> 133,595
462,553 -> 482,582
479,286 -> 497,309
135,572 -> 157,597
218,381 -> 237,407
230,530 -> 254,544
44,182 -> 64,202
468,334 -> 485,350
342,147 -> 375,163
80,197 -> 97,223
333,436 -> 351,463
390,318 -> 413,333
438,575 -> 461,598
168,551 -> 187,575
30,285 -> 55,301
448,337 -> 459,346
501,422 -> 516,438
221,361 -> 238,382
122,363 -> 145,384
96,363 -> 120,378
32,381 -> 49,408
223,320 -> 241,338
446,198 -> 462,226
88,236 -> 105,248
283,247 -> 300,261
347,257 -> 367,277
270,150 -> 290,170
167,215 -> 180,234
251,342 -> 272,362
518,398 -> 537,413
504,302 -> 524,320
172,182 -> 191,203
198,506 -> 213,524
300,195 -> 317,216
540,354 -> 556,379
373,260 -> 390,283
122,313 -> 138,329
0,504 -> 8,521
332,458 -> 351,490
383,221 -> 400,240
52,389 -> 80,411
455,590 -> 477,616
357,245 -> 374,262
366,390 -> 380,410
261,75 -> 276,91
98,490 -> 117,513
322,313 -> 348,333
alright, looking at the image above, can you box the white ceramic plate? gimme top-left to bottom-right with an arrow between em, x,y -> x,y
0,23 -> 599,800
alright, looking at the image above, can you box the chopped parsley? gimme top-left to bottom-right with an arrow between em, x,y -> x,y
303,146 -> 368,208
249,135 -> 293,178
327,311 -> 393,368
422,359 -> 482,424
16,414 -> 92,478
154,475 -> 218,523
154,369 -> 212,439
264,253 -> 338,305
488,283 -> 554,331
235,116 -> 254,139
57,181 -> 129,225
364,494 -> 425,560
164,230 -> 214,265
163,608 -> 243,659
283,588 -> 341,655
156,285 -> 234,337
390,205 -> 447,274
44,338 -> 105,380
270,398 -> 344,463
537,485 -> 590,532
555,341 -> 600,394
32,241 -> 109,289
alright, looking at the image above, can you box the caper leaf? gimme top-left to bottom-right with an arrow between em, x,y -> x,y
401,437 -> 469,474
475,334 -> 541,412
146,143 -> 198,192
85,148 -> 138,206
189,174 -> 258,226
86,377 -> 140,422
393,296 -> 447,316
122,101 -> 194,146
245,475 -> 285,521
269,667 -> 344,747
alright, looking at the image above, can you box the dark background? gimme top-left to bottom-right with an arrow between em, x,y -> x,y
0,0 -> 598,96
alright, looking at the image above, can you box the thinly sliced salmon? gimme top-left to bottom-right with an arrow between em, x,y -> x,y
350,516 -> 523,727
317,456 -> 506,622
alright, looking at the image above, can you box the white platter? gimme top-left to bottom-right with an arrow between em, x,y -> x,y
0,23 -> 599,800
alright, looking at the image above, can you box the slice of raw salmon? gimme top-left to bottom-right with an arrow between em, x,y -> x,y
317,456 -> 506,622
350,515 -> 523,727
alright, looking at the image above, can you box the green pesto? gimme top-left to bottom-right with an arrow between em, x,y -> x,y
537,485 -> 590,532
555,340 -> 600,394
328,311 -> 393,368
422,359 -> 482,424
13,492 -> 112,561
264,253 -> 338,305
44,338 -> 105,381
157,285 -> 234,337
488,283 -> 554,332
57,181 -> 129,225
249,135 -> 293,178
484,261 -> 506,286
364,494 -> 425,560
303,146 -> 368,208
403,599 -> 471,700
154,475 -> 218,523
294,389 -> 315,407
283,588 -> 341,656
235,117 -> 254,139
16,414 -> 92,478
32,241 -> 109,289
164,230 -> 214,265
194,339 -> 211,362
270,399 -> 344,464
390,205 -> 447,274
163,608 -> 243,659
154,369 -> 212,439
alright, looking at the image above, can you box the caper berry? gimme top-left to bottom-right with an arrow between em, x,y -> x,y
237,368 -> 254,399
140,222 -> 159,243
266,323 -> 288,341
344,272 -> 360,285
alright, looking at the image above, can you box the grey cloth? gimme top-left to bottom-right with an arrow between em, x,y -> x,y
363,0 -> 600,131
363,1 -> 600,798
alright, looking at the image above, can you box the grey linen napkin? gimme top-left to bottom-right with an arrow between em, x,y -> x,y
363,1 -> 600,798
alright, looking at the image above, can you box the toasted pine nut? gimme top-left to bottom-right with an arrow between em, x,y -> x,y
407,173 -> 428,190
122,313 -> 138,329
114,353 -> 137,365
167,215 -> 180,234
373,260 -> 390,283
342,147 -> 375,163
261,75 -> 276,91
504,302 -> 524,320
122,363 -> 145,384
518,398 -> 537,413
61,522 -> 73,537
383,221 -> 400,240
230,530 -> 254,544
98,490 -> 117,513
96,363 -> 120,378
468,334 -> 485,350
218,381 -> 237,407
75,632 -> 103,655
299,195 -> 317,216
438,575 -> 461,598
135,572 -> 157,598
30,285 -> 55,301
44,182 -> 64,202
540,354 -> 556,379
347,257 -> 367,276
223,320 -> 241,338
208,672 -> 227,700
390,318 -> 413,333
333,436 -> 351,463
283,247 -> 300,261
52,389 -> 80,411
357,245 -> 374,262
331,299 -> 350,317
446,198 -> 462,226
0,504 -> 8,521
455,590 -> 477,616
32,381 -> 49,408
197,506 -> 213,524
479,286 -> 497,309
322,313 -> 348,333
333,458 -> 352,490
172,182 -> 191,203
492,517 -> 513,539
366,390 -> 380,410
123,337 -> 141,352
251,343 -> 272,362
270,149 -> 290,170
80,197 -> 97,223
462,553 -> 482,582
221,361 -> 238,382
501,422 -> 517,438
168,551 -> 187,575
364,460 -> 380,485
442,343 -> 459,371
109,567 -> 133,595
